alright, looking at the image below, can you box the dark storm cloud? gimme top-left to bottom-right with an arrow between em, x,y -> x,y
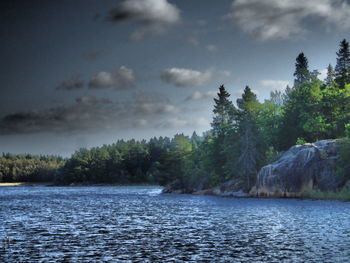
56,75 -> 84,90
226,0 -> 350,40
106,0 -> 181,40
0,94 -> 184,135
88,66 -> 135,90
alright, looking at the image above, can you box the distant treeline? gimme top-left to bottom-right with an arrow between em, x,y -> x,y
0,154 -> 64,183
2,39 -> 350,188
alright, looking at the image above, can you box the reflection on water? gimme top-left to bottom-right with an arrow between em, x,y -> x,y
1,186 -> 350,262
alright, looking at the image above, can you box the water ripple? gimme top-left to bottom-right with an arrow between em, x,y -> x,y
1,186 -> 350,262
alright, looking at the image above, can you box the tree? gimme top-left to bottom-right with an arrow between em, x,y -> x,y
278,80 -> 326,149
335,39 -> 350,88
325,64 -> 335,86
211,85 -> 236,137
158,134 -> 192,186
294,52 -> 310,86
210,85 -> 237,181
236,86 -> 261,190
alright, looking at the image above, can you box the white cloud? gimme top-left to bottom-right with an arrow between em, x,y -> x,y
226,0 -> 350,40
161,68 -> 214,87
89,66 -> 135,90
259,80 -> 290,91
319,68 -> 328,81
185,91 -> 217,101
160,68 -> 230,87
107,0 -> 181,40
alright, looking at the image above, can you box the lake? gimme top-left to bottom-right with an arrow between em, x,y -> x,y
1,186 -> 350,262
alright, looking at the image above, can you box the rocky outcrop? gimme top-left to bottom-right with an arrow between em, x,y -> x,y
252,139 -> 345,197
162,178 -> 248,197
162,180 -> 197,194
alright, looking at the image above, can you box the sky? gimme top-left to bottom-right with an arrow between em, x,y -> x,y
1,0 -> 350,156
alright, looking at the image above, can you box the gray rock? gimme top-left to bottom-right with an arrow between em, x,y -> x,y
220,179 -> 241,192
254,139 -> 344,197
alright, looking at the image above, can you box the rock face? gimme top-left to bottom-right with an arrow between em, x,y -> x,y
252,139 -> 344,197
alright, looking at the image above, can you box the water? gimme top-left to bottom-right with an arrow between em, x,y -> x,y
0,186 -> 350,262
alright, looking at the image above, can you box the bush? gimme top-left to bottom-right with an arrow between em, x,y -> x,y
336,138 -> 350,181
302,189 -> 350,201
296,137 -> 307,145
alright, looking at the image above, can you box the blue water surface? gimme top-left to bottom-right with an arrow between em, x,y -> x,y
1,186 -> 350,262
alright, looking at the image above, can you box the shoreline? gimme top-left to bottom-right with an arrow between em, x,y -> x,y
163,189 -> 350,201
1,182 -> 349,201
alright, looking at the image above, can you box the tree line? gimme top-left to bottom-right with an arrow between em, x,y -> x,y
0,154 -> 64,182
2,39 -> 350,188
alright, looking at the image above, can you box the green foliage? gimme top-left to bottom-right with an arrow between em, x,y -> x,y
302,189 -> 350,201
59,139 -> 157,185
345,124 -> 350,137
336,138 -> 350,181
0,154 -> 64,183
210,85 -> 238,182
296,138 -> 306,145
211,85 -> 237,137
235,86 -> 262,190
294,52 -> 310,85
325,64 -> 335,86
335,39 -> 350,88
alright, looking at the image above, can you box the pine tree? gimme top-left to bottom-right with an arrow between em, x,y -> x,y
211,85 -> 236,137
325,64 -> 335,86
210,85 -> 237,182
294,52 -> 310,86
335,39 -> 350,88
236,86 -> 260,190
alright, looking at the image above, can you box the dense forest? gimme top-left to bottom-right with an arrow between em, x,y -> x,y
2,39 -> 350,188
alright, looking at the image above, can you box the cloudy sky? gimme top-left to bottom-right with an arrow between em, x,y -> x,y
1,0 -> 350,156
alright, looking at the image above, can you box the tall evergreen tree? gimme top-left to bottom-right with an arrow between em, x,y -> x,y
236,86 -> 261,190
211,85 -> 236,137
210,85 -> 237,182
294,52 -> 310,86
325,64 -> 335,86
335,39 -> 350,88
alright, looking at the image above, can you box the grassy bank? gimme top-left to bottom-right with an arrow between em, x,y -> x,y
302,189 -> 350,201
